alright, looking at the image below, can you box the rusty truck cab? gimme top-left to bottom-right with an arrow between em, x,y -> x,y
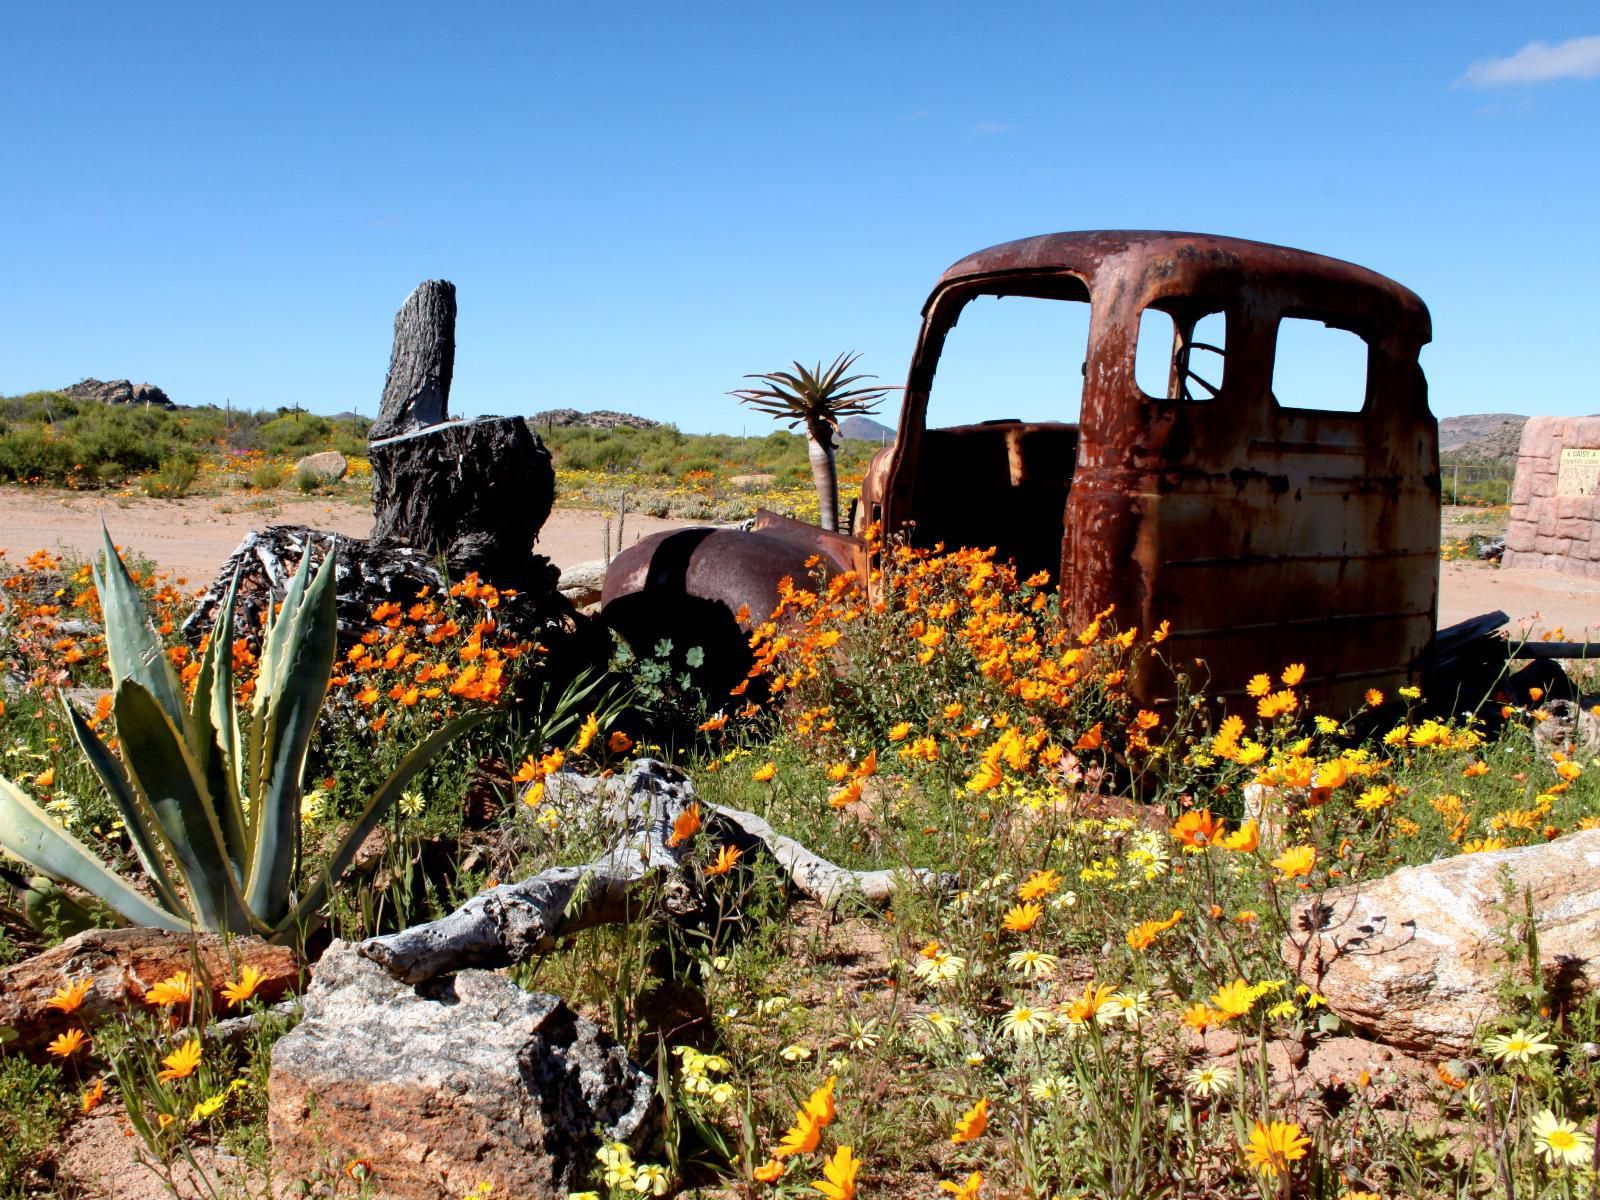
859,231 -> 1439,713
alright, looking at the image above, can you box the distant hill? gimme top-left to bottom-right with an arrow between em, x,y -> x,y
839,414 -> 895,443
1439,413 -> 1526,466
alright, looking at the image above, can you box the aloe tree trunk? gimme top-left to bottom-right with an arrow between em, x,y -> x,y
806,420 -> 840,532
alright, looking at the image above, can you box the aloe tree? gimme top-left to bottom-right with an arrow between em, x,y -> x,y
0,527 -> 484,943
730,351 -> 892,532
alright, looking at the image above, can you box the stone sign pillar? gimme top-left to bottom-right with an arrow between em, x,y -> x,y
1503,416 -> 1600,577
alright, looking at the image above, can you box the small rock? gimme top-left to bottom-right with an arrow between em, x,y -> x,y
1533,699 -> 1600,759
0,928 -> 298,1060
1285,829 -> 1600,1056
293,450 -> 348,483
558,559 -> 607,607
268,941 -> 658,1199
728,473 -> 777,490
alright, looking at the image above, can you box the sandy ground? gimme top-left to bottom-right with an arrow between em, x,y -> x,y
1438,560 -> 1600,639
0,486 -> 694,584
0,487 -> 1593,639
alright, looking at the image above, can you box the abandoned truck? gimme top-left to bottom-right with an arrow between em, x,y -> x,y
601,230 -> 1573,715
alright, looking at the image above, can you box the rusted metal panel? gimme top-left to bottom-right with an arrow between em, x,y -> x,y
869,231 -> 1438,714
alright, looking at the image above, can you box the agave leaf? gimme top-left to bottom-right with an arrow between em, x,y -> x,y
0,776 -> 189,931
94,525 -> 186,728
243,544 -> 338,925
188,569 -> 248,876
245,540 -> 321,807
252,539 -> 319,728
59,694 -> 189,918
22,876 -> 106,938
279,710 -> 489,938
115,679 -> 258,934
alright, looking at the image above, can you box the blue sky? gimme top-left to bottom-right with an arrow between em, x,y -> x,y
2,4 -> 1597,433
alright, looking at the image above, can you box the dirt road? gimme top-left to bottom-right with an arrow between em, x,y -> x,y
1,487 -> 1594,639
0,487 -> 694,583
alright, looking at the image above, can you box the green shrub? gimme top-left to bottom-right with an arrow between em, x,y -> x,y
249,462 -> 288,490
141,456 -> 199,498
0,1058 -> 66,1200
256,411 -> 333,455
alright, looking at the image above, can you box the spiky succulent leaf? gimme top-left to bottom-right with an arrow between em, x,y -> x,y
280,710 -> 490,939
244,543 -> 338,925
187,569 -> 248,876
21,877 -> 105,938
0,776 -> 188,932
114,679 -> 256,934
93,525 -> 187,729
59,695 -> 188,917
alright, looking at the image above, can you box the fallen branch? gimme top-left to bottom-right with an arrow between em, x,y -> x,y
706,799 -> 953,907
359,759 -> 954,984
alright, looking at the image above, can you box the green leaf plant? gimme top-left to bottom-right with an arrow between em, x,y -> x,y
0,527 -> 485,944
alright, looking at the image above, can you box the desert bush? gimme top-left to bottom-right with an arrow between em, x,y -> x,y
255,411 -> 333,455
248,461 -> 288,489
140,455 -> 199,498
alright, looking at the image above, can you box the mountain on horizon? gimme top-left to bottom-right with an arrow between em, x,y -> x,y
838,414 -> 895,443
1438,413 -> 1526,465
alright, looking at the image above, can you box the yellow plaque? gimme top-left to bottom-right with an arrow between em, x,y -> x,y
1557,447 -> 1600,497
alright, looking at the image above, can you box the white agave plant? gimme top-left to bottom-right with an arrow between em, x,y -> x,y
0,528 -> 484,942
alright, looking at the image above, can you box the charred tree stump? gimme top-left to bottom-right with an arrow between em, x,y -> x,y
369,416 -> 555,578
369,280 -> 456,440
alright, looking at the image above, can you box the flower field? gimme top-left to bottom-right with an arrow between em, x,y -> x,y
2,529 -> 1599,1199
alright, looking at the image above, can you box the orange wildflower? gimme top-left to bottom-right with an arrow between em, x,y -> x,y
1126,908 -> 1183,951
1017,869 -> 1062,901
668,803 -> 702,848
157,1037 -> 202,1082
48,1027 -> 88,1058
144,971 -> 194,1007
1001,902 -> 1042,933
704,844 -> 742,877
46,977 -> 93,1015
81,1078 -> 106,1113
1171,809 -> 1222,850
950,1097 -> 988,1143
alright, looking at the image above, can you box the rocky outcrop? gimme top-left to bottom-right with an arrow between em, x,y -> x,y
369,416 -> 555,578
529,408 -> 660,431
292,450 -> 348,483
1286,830 -> 1600,1056
0,928 -> 297,1059
60,378 -> 175,409
268,941 -> 657,1200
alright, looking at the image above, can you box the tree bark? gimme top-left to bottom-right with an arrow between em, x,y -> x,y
806,419 -> 840,532
370,280 -> 456,440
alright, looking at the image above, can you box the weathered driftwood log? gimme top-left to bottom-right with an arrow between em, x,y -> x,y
361,760 -> 701,983
369,279 -> 456,440
359,760 -> 953,984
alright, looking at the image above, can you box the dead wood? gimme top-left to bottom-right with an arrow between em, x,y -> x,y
358,759 -> 954,985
